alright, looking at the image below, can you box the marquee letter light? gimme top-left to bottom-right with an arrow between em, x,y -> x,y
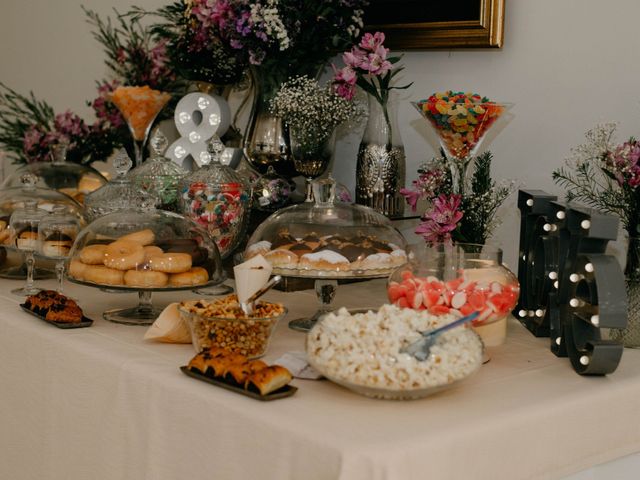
166,92 -> 231,170
516,189 -> 626,375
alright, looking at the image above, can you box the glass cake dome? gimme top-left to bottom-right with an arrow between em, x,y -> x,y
66,204 -> 225,325
245,177 -> 408,278
2,144 -> 107,204
0,173 -> 83,279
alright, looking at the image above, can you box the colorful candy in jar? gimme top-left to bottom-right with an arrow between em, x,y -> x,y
182,181 -> 250,257
387,270 -> 519,325
416,91 -> 505,159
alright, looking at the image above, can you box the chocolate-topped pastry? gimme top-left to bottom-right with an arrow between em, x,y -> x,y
321,235 -> 349,248
271,231 -> 297,250
42,232 -> 74,257
370,239 -> 393,253
289,242 -> 314,257
301,233 -> 321,250
340,244 -> 373,263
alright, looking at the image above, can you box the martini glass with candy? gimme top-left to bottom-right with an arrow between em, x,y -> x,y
413,91 -> 512,194
110,85 -> 172,167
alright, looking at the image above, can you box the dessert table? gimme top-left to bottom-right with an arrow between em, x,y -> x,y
1,276 -> 640,480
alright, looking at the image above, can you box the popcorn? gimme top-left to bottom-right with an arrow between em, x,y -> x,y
306,305 -> 482,392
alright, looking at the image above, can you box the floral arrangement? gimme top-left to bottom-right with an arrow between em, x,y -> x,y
270,75 -> 362,147
401,151 -> 514,245
553,123 -> 640,277
0,8 -> 174,165
137,0 -> 367,93
332,31 -> 411,145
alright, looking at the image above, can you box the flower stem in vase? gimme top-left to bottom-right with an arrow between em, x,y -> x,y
110,86 -> 171,166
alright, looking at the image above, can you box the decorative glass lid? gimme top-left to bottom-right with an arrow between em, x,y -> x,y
83,148 -> 145,222
2,144 -> 107,204
67,206 -> 224,291
245,178 -> 407,278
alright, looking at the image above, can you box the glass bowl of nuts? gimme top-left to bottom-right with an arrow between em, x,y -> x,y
178,294 -> 287,358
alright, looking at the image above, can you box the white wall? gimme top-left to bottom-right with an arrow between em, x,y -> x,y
2,0 -> 640,267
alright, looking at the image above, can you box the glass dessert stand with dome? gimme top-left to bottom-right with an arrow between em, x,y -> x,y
2,144 -> 107,204
66,207 -> 225,325
244,178 -> 408,332
0,173 -> 83,281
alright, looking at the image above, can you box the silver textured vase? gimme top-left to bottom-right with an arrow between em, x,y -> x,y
355,94 -> 405,217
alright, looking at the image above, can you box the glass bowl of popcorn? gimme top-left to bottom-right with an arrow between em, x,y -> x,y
306,305 -> 483,400
179,294 -> 287,359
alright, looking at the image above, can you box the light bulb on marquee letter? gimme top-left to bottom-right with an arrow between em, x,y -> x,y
167,92 -> 231,169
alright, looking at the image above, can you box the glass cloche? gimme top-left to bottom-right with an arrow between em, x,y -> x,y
179,136 -> 250,259
0,172 -> 83,279
128,129 -> 187,212
2,144 -> 107,204
83,148 -> 144,222
245,177 -> 408,332
245,178 -> 408,278
66,204 -> 225,325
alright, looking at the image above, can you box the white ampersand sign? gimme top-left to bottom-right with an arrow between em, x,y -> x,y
167,92 -> 231,169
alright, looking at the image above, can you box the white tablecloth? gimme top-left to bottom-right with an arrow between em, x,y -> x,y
1,277 -> 640,480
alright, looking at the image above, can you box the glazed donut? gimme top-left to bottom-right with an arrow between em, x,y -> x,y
68,259 -> 87,280
148,252 -> 192,273
79,244 -> 107,265
104,240 -> 145,271
83,265 -> 125,286
119,229 -> 155,246
124,269 -> 169,288
143,245 -> 164,262
169,267 -> 209,287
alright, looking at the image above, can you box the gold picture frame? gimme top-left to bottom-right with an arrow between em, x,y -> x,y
365,0 -> 505,49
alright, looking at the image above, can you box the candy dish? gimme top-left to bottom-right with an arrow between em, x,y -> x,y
306,305 -> 483,400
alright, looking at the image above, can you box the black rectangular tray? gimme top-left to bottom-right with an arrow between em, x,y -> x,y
180,366 -> 297,401
20,304 -> 94,329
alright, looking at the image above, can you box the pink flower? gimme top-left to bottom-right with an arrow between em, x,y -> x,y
399,187 -> 422,212
415,194 -> 463,244
332,65 -> 357,100
343,50 -> 365,68
359,32 -> 385,52
361,52 -> 392,76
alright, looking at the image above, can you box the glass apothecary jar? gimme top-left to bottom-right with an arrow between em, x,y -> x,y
179,136 -> 251,259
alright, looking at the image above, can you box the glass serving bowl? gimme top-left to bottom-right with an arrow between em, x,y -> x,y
306,305 -> 483,400
178,296 -> 287,358
245,177 -> 407,331
66,207 -> 225,325
2,144 -> 107,204
387,243 -> 520,347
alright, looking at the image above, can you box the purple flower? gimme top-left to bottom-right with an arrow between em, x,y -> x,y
606,140 -> 640,187
415,194 -> 463,244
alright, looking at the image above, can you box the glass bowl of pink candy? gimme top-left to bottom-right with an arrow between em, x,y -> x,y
387,243 -> 520,326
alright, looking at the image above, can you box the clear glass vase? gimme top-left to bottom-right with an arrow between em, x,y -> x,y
356,93 -> 406,217
611,236 -> 640,347
243,68 -> 296,179
290,126 -> 335,201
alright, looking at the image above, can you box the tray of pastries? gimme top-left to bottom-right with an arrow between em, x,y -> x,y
21,290 -> 93,328
182,347 -> 296,401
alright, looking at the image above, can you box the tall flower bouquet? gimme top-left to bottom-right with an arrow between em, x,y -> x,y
332,31 -> 411,146
401,150 -> 514,245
